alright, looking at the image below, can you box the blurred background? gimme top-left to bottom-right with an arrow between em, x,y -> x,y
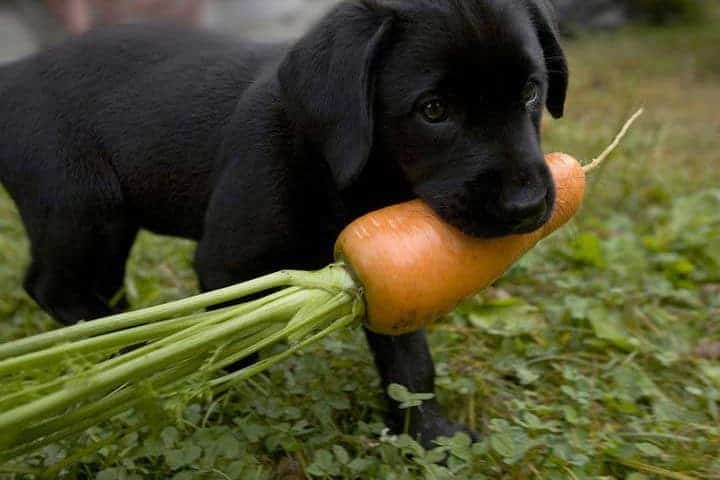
0,0 -> 715,63
1,1 -> 719,478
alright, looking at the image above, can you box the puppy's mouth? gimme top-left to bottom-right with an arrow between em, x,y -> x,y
421,194 -> 555,239
442,212 -> 545,238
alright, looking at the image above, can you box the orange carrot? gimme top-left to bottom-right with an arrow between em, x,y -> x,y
335,152 -> 585,335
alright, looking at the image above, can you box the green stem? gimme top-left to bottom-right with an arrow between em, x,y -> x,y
0,314 -> 199,377
0,360 -> 199,458
2,305 -> 360,458
206,292 -> 353,377
9,319 -> 283,451
0,377 -> 65,410
0,289 -> 319,434
0,270 -> 298,360
0,317 -> 274,411
0,264 -> 363,459
0,296 -> 283,407
403,409 -> 411,436
85,288 -> 300,376
212,314 -> 357,391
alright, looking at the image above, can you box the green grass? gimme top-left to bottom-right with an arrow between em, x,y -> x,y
2,21 -> 720,480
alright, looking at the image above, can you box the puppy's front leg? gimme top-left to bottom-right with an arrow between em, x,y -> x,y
363,328 -> 478,448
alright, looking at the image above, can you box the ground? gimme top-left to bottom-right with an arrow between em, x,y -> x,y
1,19 -> 719,480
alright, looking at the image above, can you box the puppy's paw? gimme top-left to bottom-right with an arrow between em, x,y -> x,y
408,415 -> 480,450
385,403 -> 480,450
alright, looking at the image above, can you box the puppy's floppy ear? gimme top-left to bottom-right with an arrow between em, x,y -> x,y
527,0 -> 568,118
278,1 -> 392,189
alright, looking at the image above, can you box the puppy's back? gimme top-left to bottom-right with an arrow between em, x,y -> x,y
0,24 -> 285,208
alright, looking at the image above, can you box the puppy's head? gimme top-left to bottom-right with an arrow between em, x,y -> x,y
279,0 -> 568,237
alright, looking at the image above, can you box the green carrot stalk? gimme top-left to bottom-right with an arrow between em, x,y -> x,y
0,268 -> 337,360
0,313 -> 201,376
1,361 -> 200,460
9,322 -> 284,452
0,264 -> 363,459
0,289 -> 318,434
211,313 -> 357,391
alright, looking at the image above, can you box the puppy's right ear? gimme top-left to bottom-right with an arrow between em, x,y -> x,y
526,0 -> 568,119
278,1 -> 393,190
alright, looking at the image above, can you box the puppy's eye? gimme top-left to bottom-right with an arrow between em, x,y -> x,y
419,98 -> 449,123
522,82 -> 540,109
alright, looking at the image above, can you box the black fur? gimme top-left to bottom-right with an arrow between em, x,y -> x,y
0,0 -> 567,447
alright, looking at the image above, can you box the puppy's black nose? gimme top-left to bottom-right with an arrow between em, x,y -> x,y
498,190 -> 548,231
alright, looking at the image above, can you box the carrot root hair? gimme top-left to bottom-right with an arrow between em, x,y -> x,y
583,108 -> 644,173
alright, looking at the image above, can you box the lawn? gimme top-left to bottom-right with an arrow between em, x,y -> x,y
1,20 -> 719,480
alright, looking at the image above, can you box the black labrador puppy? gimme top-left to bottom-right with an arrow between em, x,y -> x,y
0,0 -> 567,446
